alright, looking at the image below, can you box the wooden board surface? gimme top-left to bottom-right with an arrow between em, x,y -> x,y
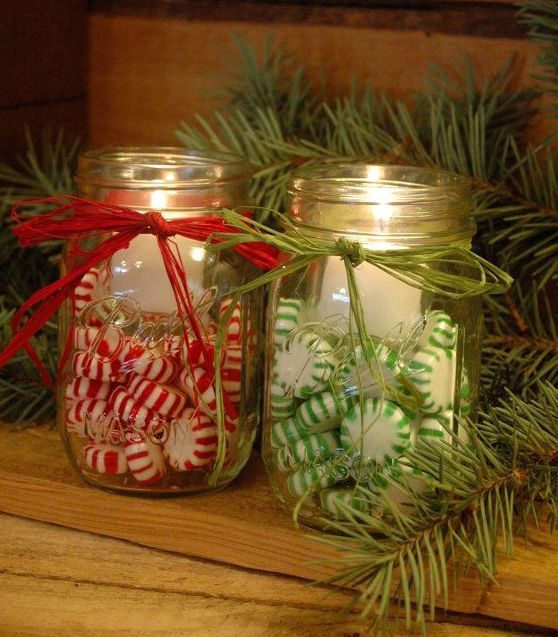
88,14 -> 540,149
0,424 -> 557,631
1,513 -> 550,637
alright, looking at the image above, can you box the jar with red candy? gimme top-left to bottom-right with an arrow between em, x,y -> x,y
58,147 -> 261,494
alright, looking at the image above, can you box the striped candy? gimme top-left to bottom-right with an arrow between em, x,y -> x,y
270,382 -> 296,420
221,367 -> 241,403
420,310 -> 457,350
219,299 -> 242,343
276,430 -> 341,473
416,410 -> 453,441
66,398 -> 111,438
408,345 -> 457,414
286,462 -> 339,497
124,436 -> 166,484
223,343 -> 242,371
72,351 -> 121,381
320,488 -> 370,518
128,374 -> 187,418
65,377 -> 111,401
340,397 -> 411,464
108,386 -> 162,431
163,409 -> 218,471
337,341 -> 401,398
274,331 -> 336,398
120,342 -> 178,383
73,325 -> 122,358
83,442 -> 127,475
274,298 -> 302,348
73,267 -> 109,313
294,390 -> 346,434
270,417 -> 307,449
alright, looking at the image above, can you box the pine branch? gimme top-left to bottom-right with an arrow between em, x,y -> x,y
0,130 -> 81,425
310,384 -> 558,633
517,0 -> 558,123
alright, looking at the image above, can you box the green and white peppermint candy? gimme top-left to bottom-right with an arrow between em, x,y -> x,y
270,417 -> 304,448
294,390 -> 347,433
408,345 -> 457,414
274,298 -> 303,348
340,397 -> 411,464
416,410 -> 453,442
286,461 -> 341,497
336,341 -> 401,398
320,487 -> 370,518
276,430 -> 341,472
274,330 -> 336,398
419,309 -> 457,350
270,382 -> 297,420
366,459 -> 428,511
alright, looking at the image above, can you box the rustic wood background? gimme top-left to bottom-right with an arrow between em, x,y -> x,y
87,0 -> 541,148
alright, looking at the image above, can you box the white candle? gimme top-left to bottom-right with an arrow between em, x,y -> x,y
110,191 -> 209,314
315,257 -> 424,341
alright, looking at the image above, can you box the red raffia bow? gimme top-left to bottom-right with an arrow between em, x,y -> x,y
0,195 -> 279,388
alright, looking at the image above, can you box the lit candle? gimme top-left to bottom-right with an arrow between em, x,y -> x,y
313,178 -> 424,340
110,190 -> 210,314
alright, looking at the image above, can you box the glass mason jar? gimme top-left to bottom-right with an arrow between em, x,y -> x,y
262,163 -> 482,525
58,147 -> 261,495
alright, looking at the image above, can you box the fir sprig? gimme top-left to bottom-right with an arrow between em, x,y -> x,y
309,384 -> 558,633
0,130 -> 81,425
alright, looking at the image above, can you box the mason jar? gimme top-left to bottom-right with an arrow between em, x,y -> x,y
262,163 -> 482,524
58,147 -> 261,495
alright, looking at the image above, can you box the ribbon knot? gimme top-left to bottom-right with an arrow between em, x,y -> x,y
145,210 -> 173,238
336,237 -> 367,267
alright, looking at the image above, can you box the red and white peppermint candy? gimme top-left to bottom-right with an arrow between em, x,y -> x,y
65,377 -> 111,401
73,267 -> 109,313
163,409 -> 218,471
128,374 -> 187,418
161,334 -> 182,357
177,366 -> 238,420
178,366 -> 216,415
72,351 -> 121,381
221,368 -> 241,403
108,386 -> 161,431
124,435 -> 166,484
73,325 -> 122,357
120,341 -> 178,383
67,397 -> 109,425
219,299 -> 243,343
83,442 -> 127,474
223,343 -> 242,371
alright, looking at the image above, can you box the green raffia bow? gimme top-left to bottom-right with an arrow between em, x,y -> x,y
212,209 -> 513,297
208,208 -> 512,485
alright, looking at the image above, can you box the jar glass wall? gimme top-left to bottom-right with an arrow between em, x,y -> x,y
58,147 -> 261,495
262,163 -> 482,525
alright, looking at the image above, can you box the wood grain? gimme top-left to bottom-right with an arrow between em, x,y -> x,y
1,514 -> 550,637
0,425 -> 557,631
88,14 -> 539,149
89,0 -> 524,38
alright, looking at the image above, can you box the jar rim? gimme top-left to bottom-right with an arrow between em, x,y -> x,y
76,147 -> 252,189
287,162 -> 475,247
289,163 -> 471,205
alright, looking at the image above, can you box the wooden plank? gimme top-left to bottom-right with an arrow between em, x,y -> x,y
89,1 -> 525,38
88,14 -> 539,148
0,425 -> 557,630
0,513 -> 550,637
